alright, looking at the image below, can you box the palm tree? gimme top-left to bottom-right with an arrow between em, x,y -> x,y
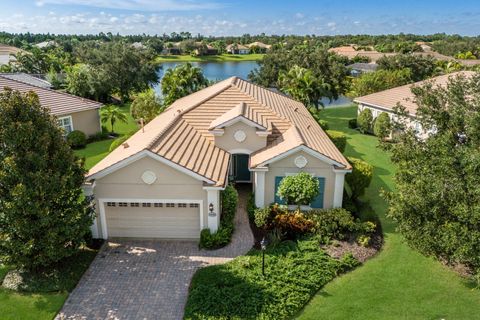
100,105 -> 128,135
278,65 -> 331,108
161,63 -> 208,106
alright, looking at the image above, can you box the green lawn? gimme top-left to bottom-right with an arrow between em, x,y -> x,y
155,53 -> 265,63
297,105 -> 480,319
75,103 -> 138,170
0,248 -> 97,320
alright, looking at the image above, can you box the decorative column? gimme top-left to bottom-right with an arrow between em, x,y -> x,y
333,169 -> 349,208
253,170 -> 266,208
205,188 -> 221,233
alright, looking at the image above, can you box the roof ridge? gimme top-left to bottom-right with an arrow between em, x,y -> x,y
146,80 -> 234,150
0,74 -> 101,107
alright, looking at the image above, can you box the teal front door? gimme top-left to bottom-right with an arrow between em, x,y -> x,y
233,154 -> 251,182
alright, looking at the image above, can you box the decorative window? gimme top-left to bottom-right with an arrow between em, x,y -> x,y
166,203 -> 175,208
57,116 -> 73,134
294,156 -> 308,168
234,130 -> 247,142
130,202 -> 139,207
118,202 -> 128,207
189,203 -> 199,208
178,203 -> 187,208
106,202 -> 116,207
154,203 -> 163,208
142,203 -> 152,208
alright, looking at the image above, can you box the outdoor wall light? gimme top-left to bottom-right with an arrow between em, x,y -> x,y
208,203 -> 216,217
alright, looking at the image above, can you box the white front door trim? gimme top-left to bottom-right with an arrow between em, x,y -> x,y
97,198 -> 204,239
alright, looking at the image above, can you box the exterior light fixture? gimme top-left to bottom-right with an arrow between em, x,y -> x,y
208,203 -> 216,217
260,237 -> 268,276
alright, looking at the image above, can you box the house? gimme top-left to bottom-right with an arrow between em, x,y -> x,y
35,40 -> 58,49
1,73 -> 52,88
84,77 -> 351,240
0,44 -> 21,66
347,63 -> 378,77
354,71 -> 475,137
0,74 -> 102,136
193,43 -> 218,56
226,44 -> 250,54
247,41 -> 271,53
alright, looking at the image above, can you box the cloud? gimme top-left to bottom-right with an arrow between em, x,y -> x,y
35,0 -> 223,11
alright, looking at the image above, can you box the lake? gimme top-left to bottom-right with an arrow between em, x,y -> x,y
153,61 -> 352,107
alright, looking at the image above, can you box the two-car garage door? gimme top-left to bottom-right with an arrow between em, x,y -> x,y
103,200 -> 202,239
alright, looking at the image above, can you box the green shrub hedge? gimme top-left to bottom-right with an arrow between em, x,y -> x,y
66,130 -> 87,149
199,185 -> 238,249
109,131 -> 136,152
318,119 -> 329,130
348,118 -> 358,129
326,130 -> 347,153
357,108 -> 373,133
345,157 -> 373,200
185,237 -> 360,320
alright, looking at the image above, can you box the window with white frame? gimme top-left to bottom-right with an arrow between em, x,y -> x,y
57,116 -> 73,134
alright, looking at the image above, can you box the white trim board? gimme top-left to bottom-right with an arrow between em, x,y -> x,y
211,115 -> 267,131
87,149 -> 215,184
257,145 -> 346,168
97,198 -> 204,239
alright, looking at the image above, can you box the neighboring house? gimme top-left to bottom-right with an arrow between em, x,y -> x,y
226,44 -> 250,54
328,45 -> 395,62
0,44 -> 21,66
0,74 -> 102,136
1,73 -> 52,88
84,77 -> 351,240
193,43 -> 218,56
35,40 -> 58,49
354,71 -> 475,137
131,42 -> 147,50
247,41 -> 271,53
347,63 -> 378,77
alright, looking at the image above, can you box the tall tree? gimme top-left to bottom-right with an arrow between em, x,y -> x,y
278,65 -> 331,108
377,54 -> 436,81
130,90 -> 164,123
161,63 -> 209,106
100,105 -> 128,134
347,69 -> 412,98
384,72 -> 480,276
0,89 -> 92,272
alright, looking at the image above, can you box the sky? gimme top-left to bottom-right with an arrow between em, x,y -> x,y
0,0 -> 479,36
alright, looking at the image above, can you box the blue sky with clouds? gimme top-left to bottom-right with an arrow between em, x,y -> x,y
0,0 -> 479,36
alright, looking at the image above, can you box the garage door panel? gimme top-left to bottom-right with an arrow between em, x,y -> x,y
105,204 -> 201,239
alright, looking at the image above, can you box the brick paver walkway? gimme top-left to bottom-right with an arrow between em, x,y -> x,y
56,187 -> 254,320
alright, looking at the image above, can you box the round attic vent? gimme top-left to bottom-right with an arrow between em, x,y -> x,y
234,130 -> 247,143
294,156 -> 308,168
141,170 -> 157,185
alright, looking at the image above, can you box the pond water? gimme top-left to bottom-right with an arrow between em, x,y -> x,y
153,61 -> 352,107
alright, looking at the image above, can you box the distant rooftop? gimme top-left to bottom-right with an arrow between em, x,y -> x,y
1,73 -> 52,88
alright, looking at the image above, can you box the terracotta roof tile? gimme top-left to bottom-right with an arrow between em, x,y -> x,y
0,74 -> 102,115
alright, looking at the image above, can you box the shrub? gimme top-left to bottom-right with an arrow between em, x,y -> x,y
277,172 -> 319,206
348,118 -> 357,129
247,192 -> 256,220
185,236 -> 360,320
130,90 -> 163,123
273,210 -> 316,238
357,235 -> 371,247
345,157 -> 373,200
357,108 -> 373,133
373,112 -> 392,140
318,119 -> 329,130
199,185 -> 238,249
306,208 -> 358,240
66,130 -> 87,149
326,130 -> 347,153
254,204 -> 286,229
87,131 -> 109,143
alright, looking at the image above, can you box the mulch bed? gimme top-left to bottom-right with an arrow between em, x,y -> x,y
322,233 -> 383,263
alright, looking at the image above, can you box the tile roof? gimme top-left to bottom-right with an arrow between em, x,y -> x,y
87,77 -> 350,186
209,102 -> 268,131
0,74 -> 102,115
1,73 -> 52,88
354,71 -> 476,116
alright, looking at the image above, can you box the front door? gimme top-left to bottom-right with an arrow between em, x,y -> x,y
232,154 -> 251,182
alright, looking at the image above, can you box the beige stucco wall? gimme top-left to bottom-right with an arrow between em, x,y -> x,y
264,150 -> 336,208
92,156 -> 208,237
214,121 -> 267,153
62,109 -> 101,137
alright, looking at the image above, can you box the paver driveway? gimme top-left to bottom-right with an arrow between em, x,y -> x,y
56,188 -> 254,320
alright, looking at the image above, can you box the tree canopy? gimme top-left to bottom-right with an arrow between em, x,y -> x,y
161,63 -> 209,106
377,54 -> 437,82
130,90 -> 164,123
385,72 -> 480,275
0,89 -> 92,271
